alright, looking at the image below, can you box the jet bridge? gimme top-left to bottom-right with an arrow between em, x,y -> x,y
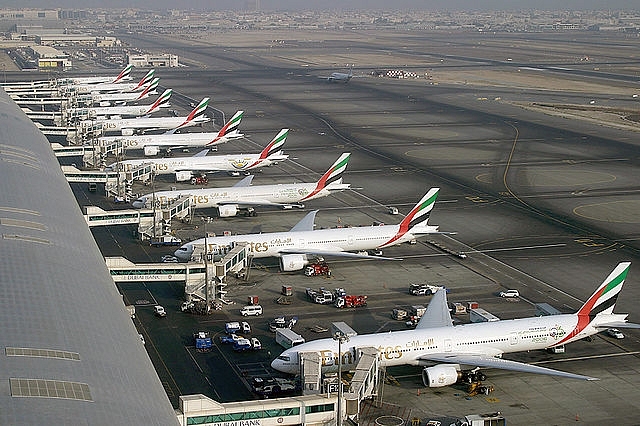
299,323 -> 381,424
51,142 -> 96,158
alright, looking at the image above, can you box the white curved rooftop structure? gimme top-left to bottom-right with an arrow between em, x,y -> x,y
0,88 -> 178,424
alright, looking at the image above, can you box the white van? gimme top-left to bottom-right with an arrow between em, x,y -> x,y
240,305 -> 263,316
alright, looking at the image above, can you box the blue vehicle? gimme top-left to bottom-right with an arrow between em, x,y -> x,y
233,338 -> 252,352
219,334 -> 240,344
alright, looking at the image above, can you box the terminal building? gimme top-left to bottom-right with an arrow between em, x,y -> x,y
129,53 -> 179,68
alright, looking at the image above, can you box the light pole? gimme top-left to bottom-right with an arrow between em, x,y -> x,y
202,216 -> 213,312
333,330 -> 350,426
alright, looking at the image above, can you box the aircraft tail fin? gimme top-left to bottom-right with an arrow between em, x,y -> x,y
578,262 -> 630,320
145,89 -> 172,114
259,128 -> 288,159
112,64 -> 133,83
400,187 -> 440,232
215,110 -> 243,138
136,78 -> 159,100
130,69 -> 155,92
186,97 -> 210,121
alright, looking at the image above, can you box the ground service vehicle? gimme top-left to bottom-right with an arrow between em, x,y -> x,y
450,302 -> 467,315
306,287 -> 334,304
154,305 -> 166,317
275,328 -> 305,349
499,289 -> 520,298
409,283 -> 447,296
225,322 -> 241,334
233,338 -> 253,352
150,235 -> 182,247
194,332 -> 213,352
469,308 -> 500,323
449,412 -> 506,426
304,261 -> 331,276
240,305 -> 263,316
251,337 -> 262,350
335,295 -> 368,308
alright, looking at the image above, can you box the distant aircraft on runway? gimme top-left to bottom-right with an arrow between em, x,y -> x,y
135,152 -> 351,218
320,67 -> 354,83
173,186 -> 441,271
272,262 -> 640,387
108,127 -> 288,180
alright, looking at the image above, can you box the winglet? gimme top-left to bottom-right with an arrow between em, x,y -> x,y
290,210 -> 318,232
416,288 -> 453,329
300,153 -> 351,201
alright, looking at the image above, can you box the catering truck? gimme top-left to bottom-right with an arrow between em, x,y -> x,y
275,328 -> 305,349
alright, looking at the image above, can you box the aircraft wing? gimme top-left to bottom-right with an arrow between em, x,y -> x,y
420,353 -> 599,381
217,199 -> 300,208
175,165 -> 229,173
278,247 -> 401,261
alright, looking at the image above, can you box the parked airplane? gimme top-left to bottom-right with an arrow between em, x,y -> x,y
97,110 -> 244,156
173,185 -> 440,270
80,97 -> 210,136
88,77 -> 159,106
61,69 -> 155,95
65,89 -> 172,121
136,153 -> 351,218
57,64 -> 133,86
109,127 -> 287,180
272,262 -> 639,386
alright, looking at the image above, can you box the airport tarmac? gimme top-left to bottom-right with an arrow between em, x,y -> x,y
74,29 -> 640,424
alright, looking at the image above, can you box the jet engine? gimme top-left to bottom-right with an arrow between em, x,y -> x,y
144,146 -> 160,156
422,365 -> 460,388
217,205 -> 239,217
279,254 -> 308,272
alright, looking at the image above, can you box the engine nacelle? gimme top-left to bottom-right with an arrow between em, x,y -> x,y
217,205 -> 239,217
121,128 -> 134,136
279,254 -> 309,272
422,365 -> 460,388
144,145 -> 160,156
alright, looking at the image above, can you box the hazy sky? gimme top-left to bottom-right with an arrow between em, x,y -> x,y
5,1 -> 640,11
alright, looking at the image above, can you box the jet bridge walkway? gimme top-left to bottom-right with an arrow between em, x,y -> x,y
107,243 -> 249,304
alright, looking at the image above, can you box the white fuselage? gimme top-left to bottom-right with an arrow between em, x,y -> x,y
62,81 -> 143,95
83,114 -> 209,133
113,152 -> 287,175
90,91 -> 154,104
67,104 -> 161,120
272,314 -> 592,374
175,220 -> 422,261
140,181 -> 347,211
98,132 -> 234,151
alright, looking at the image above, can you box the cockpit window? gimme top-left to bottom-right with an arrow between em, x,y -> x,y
177,247 -> 188,252
277,355 -> 290,362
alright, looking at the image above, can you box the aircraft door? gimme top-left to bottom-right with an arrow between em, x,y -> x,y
509,333 -> 518,346
444,339 -> 452,352
347,235 -> 354,246
298,238 -> 305,248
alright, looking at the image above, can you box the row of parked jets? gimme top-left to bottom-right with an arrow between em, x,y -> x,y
33,65 -> 640,390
